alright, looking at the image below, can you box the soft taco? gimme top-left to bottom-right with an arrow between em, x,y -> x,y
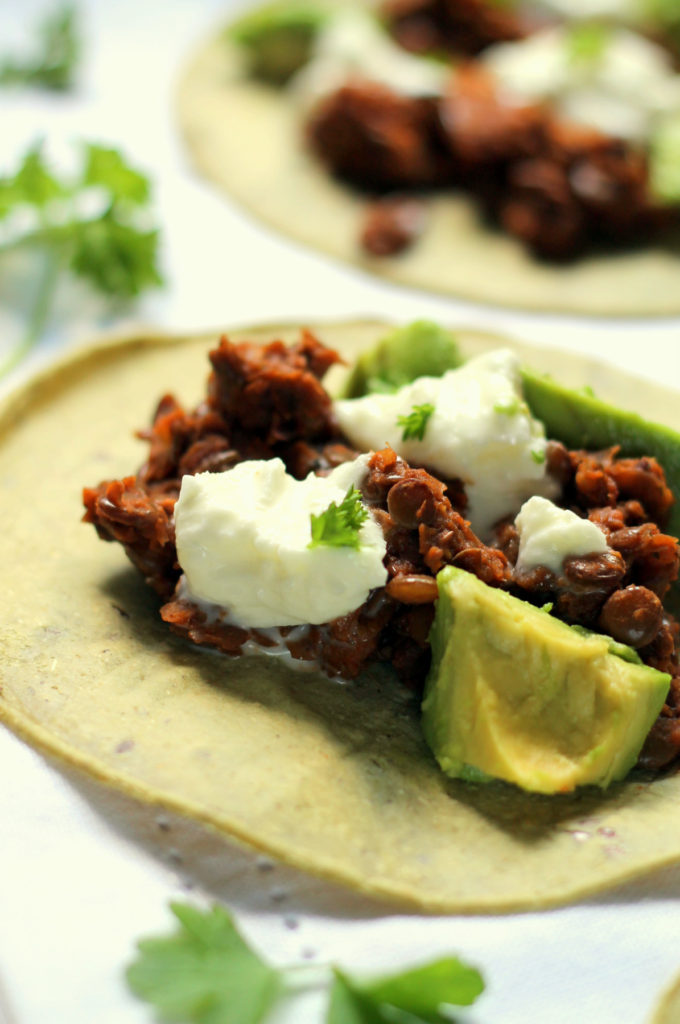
1,320 -> 680,913
176,0 -> 680,315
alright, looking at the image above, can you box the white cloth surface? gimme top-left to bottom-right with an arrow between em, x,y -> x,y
2,1 -> 680,1022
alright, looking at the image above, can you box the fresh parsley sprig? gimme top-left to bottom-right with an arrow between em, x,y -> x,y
0,5 -> 79,92
126,902 -> 485,1024
0,140 -> 163,377
397,402 -> 435,442
309,485 -> 369,549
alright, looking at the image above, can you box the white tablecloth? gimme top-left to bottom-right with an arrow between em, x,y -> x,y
2,3 -> 680,1021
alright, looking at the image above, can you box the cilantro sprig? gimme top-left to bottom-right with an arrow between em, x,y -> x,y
397,402 -> 435,442
0,5 -> 79,92
309,485 -> 369,549
127,902 -> 485,1024
565,21 -> 612,66
0,140 -> 163,377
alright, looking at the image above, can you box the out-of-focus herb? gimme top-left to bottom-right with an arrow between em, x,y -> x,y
0,5 -> 79,92
126,902 -> 486,1024
566,21 -> 612,66
0,141 -> 163,378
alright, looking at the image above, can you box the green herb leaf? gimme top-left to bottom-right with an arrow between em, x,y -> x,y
309,485 -> 369,549
0,140 -> 163,378
328,972 -> 384,1024
2,143 -> 65,211
329,958 -> 485,1024
70,214 -> 162,299
566,22 -> 611,66
531,448 -> 547,465
0,5 -> 79,91
126,903 -> 282,1024
493,397 -> 522,416
397,402 -> 435,442
81,143 -> 150,206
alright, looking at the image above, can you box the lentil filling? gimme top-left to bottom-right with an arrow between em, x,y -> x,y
83,332 -> 680,772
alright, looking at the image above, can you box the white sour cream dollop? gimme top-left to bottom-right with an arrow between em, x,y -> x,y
334,349 -> 558,539
174,454 -> 387,628
291,7 -> 448,108
483,24 -> 680,142
515,495 -> 609,573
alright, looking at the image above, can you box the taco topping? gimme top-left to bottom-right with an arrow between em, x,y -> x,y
174,454 -> 387,627
514,494 -> 610,572
83,328 -> 680,782
335,348 -> 556,537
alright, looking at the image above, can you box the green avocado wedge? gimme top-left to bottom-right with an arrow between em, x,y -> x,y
521,367 -> 680,539
422,568 -> 670,794
228,0 -> 328,83
340,321 -> 464,398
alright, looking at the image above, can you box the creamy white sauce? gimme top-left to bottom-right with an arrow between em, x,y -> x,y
174,454 -> 387,628
290,7 -> 448,108
515,495 -> 609,573
334,349 -> 557,539
483,24 -> 680,142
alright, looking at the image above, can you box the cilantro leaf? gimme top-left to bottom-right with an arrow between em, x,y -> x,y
81,143 -> 150,205
566,22 -> 611,66
126,903 -> 282,1024
328,972 -> 384,1024
0,139 -> 163,377
1,143 -> 64,211
309,485 -> 369,549
397,402 -> 435,442
70,214 -> 162,299
329,959 -> 485,1024
0,5 -> 79,92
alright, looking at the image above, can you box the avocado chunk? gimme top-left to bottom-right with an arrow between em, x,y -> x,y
229,1 -> 327,84
340,321 -> 463,399
520,366 -> 680,540
421,567 -> 670,793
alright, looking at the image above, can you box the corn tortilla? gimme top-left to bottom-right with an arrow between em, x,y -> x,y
175,24 -> 680,317
2,321 -> 680,914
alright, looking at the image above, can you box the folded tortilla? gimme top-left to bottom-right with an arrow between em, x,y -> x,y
175,18 -> 680,317
1,321 -> 680,913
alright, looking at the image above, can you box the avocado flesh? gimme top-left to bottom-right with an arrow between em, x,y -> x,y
520,367 -> 680,540
229,1 -> 327,83
340,320 -> 463,398
422,568 -> 670,794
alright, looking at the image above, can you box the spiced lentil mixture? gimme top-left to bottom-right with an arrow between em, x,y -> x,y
302,0 -> 680,261
83,331 -> 680,775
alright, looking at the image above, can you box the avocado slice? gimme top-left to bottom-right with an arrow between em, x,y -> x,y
521,366 -> 680,540
340,321 -> 463,398
422,567 -> 670,794
228,1 -> 327,84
